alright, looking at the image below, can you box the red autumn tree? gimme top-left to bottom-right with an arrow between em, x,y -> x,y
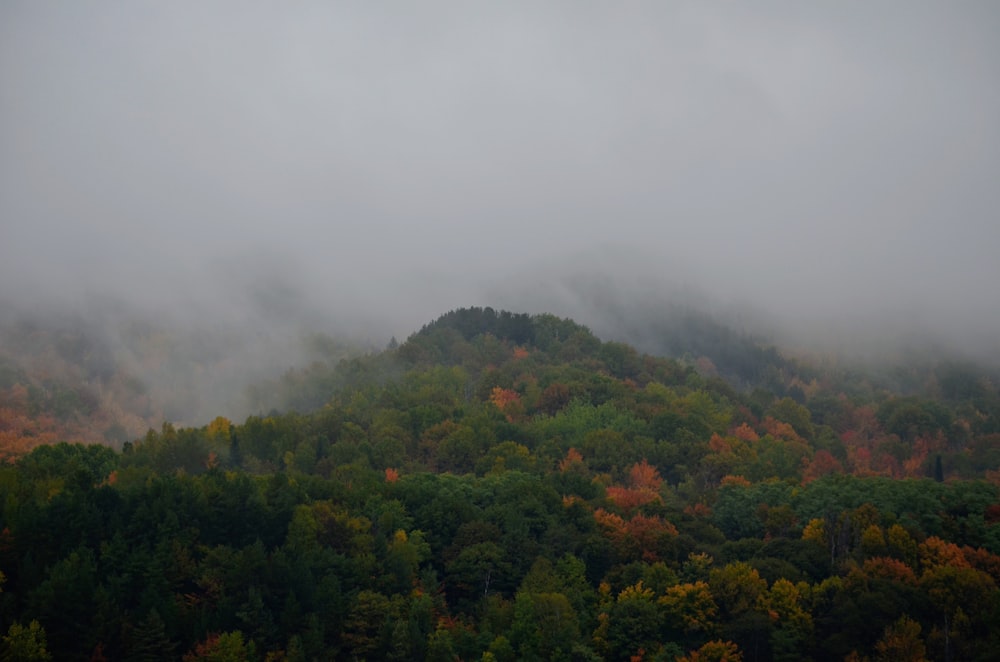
801,450 -> 843,483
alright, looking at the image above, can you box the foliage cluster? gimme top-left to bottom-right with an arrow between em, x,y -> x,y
2,307 -> 1000,660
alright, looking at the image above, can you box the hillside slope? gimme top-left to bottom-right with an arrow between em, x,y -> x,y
1,307 -> 999,660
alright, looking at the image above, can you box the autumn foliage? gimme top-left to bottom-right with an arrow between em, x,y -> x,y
594,508 -> 679,561
678,639 -> 743,662
3,307 -> 1000,660
489,386 -> 523,421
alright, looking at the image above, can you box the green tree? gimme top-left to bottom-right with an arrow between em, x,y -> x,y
445,542 -> 511,609
182,631 -> 257,662
603,582 -> 661,662
122,608 -> 175,662
342,590 -> 393,659
26,547 -> 98,658
761,578 -> 812,662
2,621 -> 52,662
509,591 -> 580,661
708,562 -> 769,656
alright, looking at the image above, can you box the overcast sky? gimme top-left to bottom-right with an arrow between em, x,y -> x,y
2,2 -> 999,352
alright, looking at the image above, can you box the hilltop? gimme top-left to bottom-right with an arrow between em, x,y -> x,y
2,305 -> 999,482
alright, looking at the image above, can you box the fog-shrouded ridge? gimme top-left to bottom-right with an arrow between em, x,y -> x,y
2,2 -> 999,424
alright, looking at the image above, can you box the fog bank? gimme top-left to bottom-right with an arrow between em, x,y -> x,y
2,1 -> 999,409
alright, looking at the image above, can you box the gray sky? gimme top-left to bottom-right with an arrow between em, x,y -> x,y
2,2 -> 999,352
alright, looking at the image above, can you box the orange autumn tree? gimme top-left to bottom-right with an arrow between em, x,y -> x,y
760,417 -> 802,442
606,460 -> 664,514
874,616 -> 926,662
731,423 -> 759,443
630,459 -> 664,491
855,557 -> 918,585
594,508 -> 678,561
801,449 -> 844,483
559,447 -> 585,472
720,475 -> 751,488
489,386 -> 523,421
489,386 -> 519,409
0,384 -> 61,461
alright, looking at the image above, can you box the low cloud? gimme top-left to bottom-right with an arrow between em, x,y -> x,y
1,1 -> 998,403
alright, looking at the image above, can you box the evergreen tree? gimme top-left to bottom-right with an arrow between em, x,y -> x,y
122,609 -> 175,662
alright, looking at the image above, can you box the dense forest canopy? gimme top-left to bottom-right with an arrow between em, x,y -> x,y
1,307 -> 999,661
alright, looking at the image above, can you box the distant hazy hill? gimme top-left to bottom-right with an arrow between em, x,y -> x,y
2,304 -> 999,472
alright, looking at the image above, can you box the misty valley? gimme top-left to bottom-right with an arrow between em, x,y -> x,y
0,306 -> 998,661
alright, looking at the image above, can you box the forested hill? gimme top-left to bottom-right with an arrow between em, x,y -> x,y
404,305 -> 791,389
1,306 -> 1000,660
